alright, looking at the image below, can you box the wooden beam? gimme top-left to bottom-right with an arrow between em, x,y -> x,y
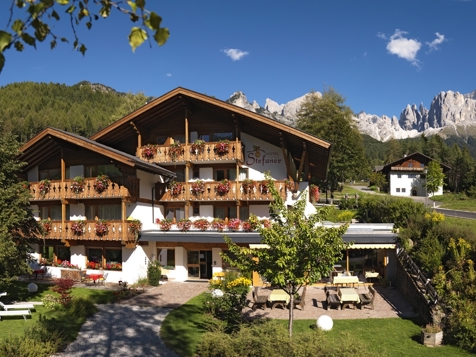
130,121 -> 142,150
296,142 -> 307,183
279,132 -> 294,181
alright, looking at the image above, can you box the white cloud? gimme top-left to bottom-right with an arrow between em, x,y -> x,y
384,29 -> 421,67
166,73 -> 172,77
222,48 -> 249,61
426,32 -> 446,51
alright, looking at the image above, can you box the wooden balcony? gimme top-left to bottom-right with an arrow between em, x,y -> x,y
158,180 -> 287,202
28,177 -> 138,201
40,220 -> 137,244
137,141 -> 244,165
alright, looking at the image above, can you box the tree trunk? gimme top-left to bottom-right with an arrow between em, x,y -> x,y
288,293 -> 294,337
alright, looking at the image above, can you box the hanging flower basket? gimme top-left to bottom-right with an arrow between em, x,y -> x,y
241,179 -> 256,193
310,184 -> 320,202
214,140 -> 230,156
259,180 -> 271,194
212,219 -> 227,232
228,218 -> 241,232
177,219 -> 192,232
141,144 -> 157,160
193,218 -> 210,231
38,179 -> 51,196
128,218 -> 142,234
71,176 -> 85,194
169,180 -> 183,196
93,174 -> 109,194
71,220 -> 86,236
216,179 -> 231,195
41,219 -> 52,234
156,219 -> 174,231
190,139 -> 206,155
94,219 -> 109,237
168,141 -> 183,161
285,179 -> 294,191
191,180 -> 206,196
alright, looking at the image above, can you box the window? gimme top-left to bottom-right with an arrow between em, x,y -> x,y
57,246 -> 71,261
105,248 -> 122,264
408,163 -> 413,167
165,207 -> 185,220
396,188 -> 400,192
215,206 -> 237,219
239,168 -> 248,181
158,248 -> 175,267
85,204 -> 121,220
41,245 -> 70,263
420,163 -> 425,168
40,205 -> 69,220
402,188 -> 406,193
39,168 -> 61,180
408,174 -> 416,178
171,168 -> 185,182
397,174 -> 402,178
84,164 -> 121,179
214,168 -> 236,181
240,206 -> 249,220
87,248 -> 102,265
211,132 -> 233,142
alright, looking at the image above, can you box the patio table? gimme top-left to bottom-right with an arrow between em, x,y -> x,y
332,276 -> 359,287
365,271 -> 380,283
87,274 -> 103,284
268,289 -> 289,309
338,288 -> 360,309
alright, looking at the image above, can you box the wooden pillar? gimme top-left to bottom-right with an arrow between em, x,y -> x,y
185,163 -> 191,219
236,162 -> 240,219
61,149 -> 66,181
346,249 -> 350,273
122,200 -> 127,242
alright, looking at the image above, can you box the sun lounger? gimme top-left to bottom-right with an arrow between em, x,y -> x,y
0,301 -> 35,311
0,310 -> 31,321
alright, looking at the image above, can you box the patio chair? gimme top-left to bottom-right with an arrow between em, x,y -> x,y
251,287 -> 268,311
98,272 -> 108,286
359,285 -> 376,310
291,286 -> 307,310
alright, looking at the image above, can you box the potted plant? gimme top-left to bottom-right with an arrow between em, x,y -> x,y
71,176 -> 85,194
242,220 -> 252,232
190,139 -> 206,155
177,218 -> 192,232
228,218 -> 241,232
38,178 -> 51,196
421,324 -> 443,347
87,261 -> 101,270
168,141 -> 183,161
41,219 -> 52,234
71,220 -> 86,236
259,180 -> 271,194
156,218 -> 174,231
94,219 -> 109,237
216,179 -> 231,195
141,144 -> 157,160
128,218 -> 142,234
193,218 -> 210,231
168,180 -> 183,196
93,174 -> 109,194
241,179 -> 256,193
214,139 -> 230,156
191,180 -> 206,196
310,184 -> 320,202
211,218 -> 227,232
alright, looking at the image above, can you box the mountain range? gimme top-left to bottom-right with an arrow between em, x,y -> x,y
227,89 -> 476,143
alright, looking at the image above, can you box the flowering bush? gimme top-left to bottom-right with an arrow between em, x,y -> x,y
214,140 -> 230,156
39,257 -> 53,266
310,184 -> 320,202
128,218 -> 142,234
193,218 -> 210,231
157,219 -> 174,231
241,179 -> 256,193
228,218 -> 241,232
169,180 -> 183,196
212,218 -> 227,232
168,141 -> 183,161
106,262 -> 122,270
38,178 -> 51,196
216,179 -> 231,195
71,220 -> 86,236
87,261 -> 101,269
261,219 -> 271,228
190,139 -> 206,155
93,174 -> 109,193
191,180 -> 206,196
141,144 -> 157,160
248,214 -> 260,230
71,176 -> 85,194
285,179 -> 294,191
59,260 -> 80,270
177,218 -> 192,232
41,219 -> 52,234
94,219 -> 109,237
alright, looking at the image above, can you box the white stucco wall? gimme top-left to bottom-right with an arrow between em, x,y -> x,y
121,245 -> 149,284
137,170 -> 166,200
212,247 -> 223,275
174,247 -> 188,281
389,172 -> 443,197
70,245 -> 86,269
129,202 -> 164,231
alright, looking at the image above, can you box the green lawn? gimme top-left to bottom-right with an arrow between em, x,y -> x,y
431,193 -> 476,212
160,293 -> 472,357
0,281 -> 116,342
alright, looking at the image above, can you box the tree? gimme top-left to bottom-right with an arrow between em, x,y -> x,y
296,87 -> 367,191
0,0 -> 169,73
369,171 -> 387,191
426,160 -> 445,197
223,174 -> 348,337
0,123 -> 41,291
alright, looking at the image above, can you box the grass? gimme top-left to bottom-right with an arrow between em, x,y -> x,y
0,281 -> 116,343
431,193 -> 476,211
161,293 -> 472,357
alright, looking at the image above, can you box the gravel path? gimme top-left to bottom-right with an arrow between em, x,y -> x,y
53,304 -> 180,357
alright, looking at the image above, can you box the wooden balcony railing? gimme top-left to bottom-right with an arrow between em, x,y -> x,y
40,220 -> 137,244
137,141 -> 244,164
159,180 -> 287,202
28,177 -> 138,201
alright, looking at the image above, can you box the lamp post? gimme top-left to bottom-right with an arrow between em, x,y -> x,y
424,168 -> 428,207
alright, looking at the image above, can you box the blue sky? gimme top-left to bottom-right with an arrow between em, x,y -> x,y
1,0 -> 475,118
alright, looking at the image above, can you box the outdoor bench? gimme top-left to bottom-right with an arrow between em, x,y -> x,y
326,292 -> 341,310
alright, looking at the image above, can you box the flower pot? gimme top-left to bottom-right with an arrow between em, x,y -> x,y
421,330 -> 443,347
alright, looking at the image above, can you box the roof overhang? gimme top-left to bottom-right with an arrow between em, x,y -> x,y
139,231 -> 262,244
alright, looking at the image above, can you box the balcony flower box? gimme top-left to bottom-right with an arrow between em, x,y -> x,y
87,261 -> 102,270
141,144 -> 157,160
71,220 -> 86,236
310,184 -> 320,202
191,180 -> 206,196
217,179 -> 231,195
94,219 -> 109,237
285,179 -> 294,191
190,139 -> 205,155
193,218 -> 210,231
41,219 -> 52,235
156,218 -> 174,231
169,181 -> 183,196
93,174 -> 109,194
168,141 -> 183,161
128,218 -> 142,234
212,219 -> 227,232
71,176 -> 85,194
214,140 -> 230,156
177,219 -> 192,232
228,218 -> 241,232
38,178 -> 51,196
241,179 -> 256,194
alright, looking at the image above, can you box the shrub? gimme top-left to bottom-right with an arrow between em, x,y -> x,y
68,296 -> 98,318
148,260 -> 162,286
52,278 -> 75,307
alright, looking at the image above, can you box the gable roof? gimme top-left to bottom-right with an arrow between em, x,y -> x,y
90,87 -> 332,181
378,152 -> 451,174
19,127 -> 176,178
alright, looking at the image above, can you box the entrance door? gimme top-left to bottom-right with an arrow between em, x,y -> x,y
187,250 -> 212,279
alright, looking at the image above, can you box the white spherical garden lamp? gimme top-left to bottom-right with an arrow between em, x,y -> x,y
317,315 -> 333,331
212,289 -> 224,297
27,283 -> 38,293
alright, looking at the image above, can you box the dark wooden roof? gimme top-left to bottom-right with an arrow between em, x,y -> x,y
19,128 -> 176,178
90,87 -> 332,181
378,152 -> 451,174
